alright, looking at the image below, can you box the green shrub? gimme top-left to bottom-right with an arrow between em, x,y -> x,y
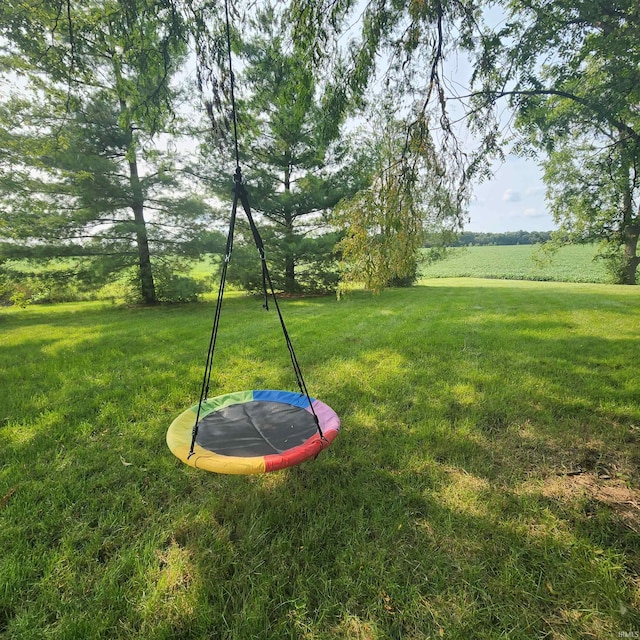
156,273 -> 208,304
595,242 -> 630,285
124,258 -> 210,304
0,270 -> 93,305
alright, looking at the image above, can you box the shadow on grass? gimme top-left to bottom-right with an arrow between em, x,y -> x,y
2,281 -> 638,484
2,282 -> 640,638
154,453 -> 638,639
2,282 -> 638,482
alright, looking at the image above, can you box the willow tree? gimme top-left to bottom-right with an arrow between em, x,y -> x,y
0,0 -> 203,303
334,110 -> 459,292
288,0 -> 497,289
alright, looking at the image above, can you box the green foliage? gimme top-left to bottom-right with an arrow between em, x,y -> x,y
124,258 -> 210,304
291,0 -> 640,284
5,274 -> 88,305
0,0 -> 187,131
335,110 -> 460,293
596,241 -> 633,285
540,133 -> 640,284
335,181 -> 422,292
474,0 -> 640,284
291,0 -> 496,217
199,5 -> 372,294
0,260 -> 102,305
0,255 -> 216,306
227,228 -> 341,294
0,0 -> 209,303
449,230 -> 553,247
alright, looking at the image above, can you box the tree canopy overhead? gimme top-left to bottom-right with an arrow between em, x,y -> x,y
292,0 -> 495,212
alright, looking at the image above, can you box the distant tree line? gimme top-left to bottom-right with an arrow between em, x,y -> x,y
442,231 -> 553,247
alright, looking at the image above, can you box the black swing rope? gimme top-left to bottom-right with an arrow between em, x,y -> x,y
188,0 -> 324,458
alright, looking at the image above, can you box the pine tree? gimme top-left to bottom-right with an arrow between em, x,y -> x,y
200,6 -> 371,294
0,0 -> 209,302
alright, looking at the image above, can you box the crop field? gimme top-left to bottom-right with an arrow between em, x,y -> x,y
419,244 -> 610,283
1,279 -> 639,639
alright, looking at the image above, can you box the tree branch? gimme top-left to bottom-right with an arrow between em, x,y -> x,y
465,88 -> 640,144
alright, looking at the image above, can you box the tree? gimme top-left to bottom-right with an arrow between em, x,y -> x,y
0,93 -> 211,301
471,0 -> 640,284
199,6 -> 371,293
334,109 -> 460,292
0,0 -> 206,303
291,0 -> 492,205
540,123 -> 640,284
291,0 -> 640,285
286,0 -> 503,291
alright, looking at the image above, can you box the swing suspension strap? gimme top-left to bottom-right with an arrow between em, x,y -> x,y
188,0 -> 323,458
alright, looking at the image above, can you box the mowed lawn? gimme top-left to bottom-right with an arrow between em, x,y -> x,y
1,279 -> 639,639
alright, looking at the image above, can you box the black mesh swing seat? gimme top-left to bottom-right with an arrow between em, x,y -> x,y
167,390 -> 340,474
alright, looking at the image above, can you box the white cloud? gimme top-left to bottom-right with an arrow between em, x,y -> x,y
503,189 -> 521,202
466,155 -> 555,231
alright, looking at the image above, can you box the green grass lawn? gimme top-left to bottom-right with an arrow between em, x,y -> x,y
1,279 -> 639,639
419,244 -> 610,283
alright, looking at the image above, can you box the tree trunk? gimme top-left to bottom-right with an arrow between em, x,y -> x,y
283,210 -> 295,293
622,225 -> 639,285
283,163 -> 295,293
120,98 -> 156,304
620,151 -> 639,285
129,153 -> 157,303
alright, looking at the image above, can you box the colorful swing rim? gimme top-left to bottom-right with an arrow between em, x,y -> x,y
167,389 -> 340,474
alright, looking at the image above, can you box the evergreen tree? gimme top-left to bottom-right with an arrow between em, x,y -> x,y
200,6 -> 371,294
0,0 -> 208,302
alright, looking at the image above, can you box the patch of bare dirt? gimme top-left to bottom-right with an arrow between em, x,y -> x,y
539,472 -> 640,533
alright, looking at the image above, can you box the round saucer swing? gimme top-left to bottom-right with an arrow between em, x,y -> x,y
167,390 -> 340,475
166,1 -> 340,474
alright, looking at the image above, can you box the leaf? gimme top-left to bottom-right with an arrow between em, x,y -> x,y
0,486 -> 18,510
